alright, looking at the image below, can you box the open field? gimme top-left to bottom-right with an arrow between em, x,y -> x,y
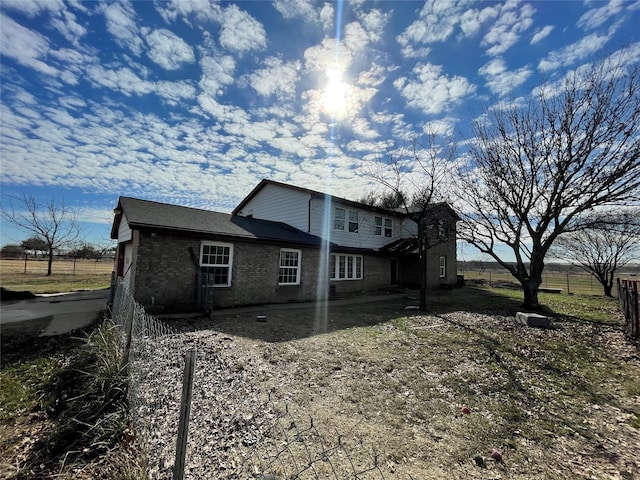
157,286 -> 640,479
459,267 -> 639,296
0,259 -> 113,293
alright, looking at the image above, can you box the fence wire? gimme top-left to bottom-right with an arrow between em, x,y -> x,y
110,284 -> 387,480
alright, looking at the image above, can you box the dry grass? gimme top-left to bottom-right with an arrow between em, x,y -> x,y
0,259 -> 112,293
175,286 -> 640,479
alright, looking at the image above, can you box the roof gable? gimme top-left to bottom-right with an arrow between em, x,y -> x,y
232,179 -> 408,218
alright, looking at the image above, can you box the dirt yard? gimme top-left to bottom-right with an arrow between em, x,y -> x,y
168,287 -> 640,480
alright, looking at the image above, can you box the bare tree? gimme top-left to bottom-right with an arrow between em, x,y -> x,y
457,53 -> 640,307
1,194 -> 82,275
552,211 -> 640,297
367,132 -> 457,309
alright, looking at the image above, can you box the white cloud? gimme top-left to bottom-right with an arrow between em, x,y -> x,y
355,8 -> 389,43
398,0 -> 463,46
304,38 -> 353,73
459,4 -> 500,37
85,65 -> 155,96
217,4 -> 267,54
538,32 -> 612,71
273,0 -> 318,23
422,118 -> 457,137
530,25 -> 553,45
482,1 -> 535,56
242,57 -> 301,100
0,0 -> 66,17
397,1 -> 501,57
50,8 -> 86,44
154,0 -> 217,24
199,55 -> 236,97
145,29 -> 195,70
479,58 -> 532,96
394,63 -> 476,115
577,0 -> 628,30
0,14 -> 58,76
102,1 -> 144,55
319,3 -> 334,31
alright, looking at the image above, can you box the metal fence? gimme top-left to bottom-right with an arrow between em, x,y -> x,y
459,269 -> 629,296
618,279 -> 639,339
110,283 -> 386,479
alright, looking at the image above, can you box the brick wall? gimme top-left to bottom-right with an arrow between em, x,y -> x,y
329,255 -> 390,296
131,230 -> 400,312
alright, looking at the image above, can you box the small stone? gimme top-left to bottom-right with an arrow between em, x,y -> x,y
491,448 -> 503,462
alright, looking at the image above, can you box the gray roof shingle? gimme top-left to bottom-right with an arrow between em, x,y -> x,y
111,196 -> 327,247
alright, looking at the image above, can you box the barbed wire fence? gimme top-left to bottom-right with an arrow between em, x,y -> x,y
109,283 -> 387,479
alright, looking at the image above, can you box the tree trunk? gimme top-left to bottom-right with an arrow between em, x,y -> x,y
603,284 -> 613,297
47,249 -> 53,276
522,278 -> 541,308
419,222 -> 427,310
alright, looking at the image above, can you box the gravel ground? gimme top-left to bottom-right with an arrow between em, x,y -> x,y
128,289 -> 640,479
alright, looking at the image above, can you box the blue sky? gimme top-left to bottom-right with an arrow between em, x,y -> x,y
1,0 -> 639,256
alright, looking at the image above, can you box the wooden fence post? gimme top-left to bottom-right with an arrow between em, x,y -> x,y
174,348 -> 197,480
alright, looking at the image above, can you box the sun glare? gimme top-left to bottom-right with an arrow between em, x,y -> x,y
322,68 -> 348,116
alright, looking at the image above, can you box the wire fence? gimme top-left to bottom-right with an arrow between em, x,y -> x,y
110,283 -> 387,479
618,278 -> 639,340
458,269 -> 636,296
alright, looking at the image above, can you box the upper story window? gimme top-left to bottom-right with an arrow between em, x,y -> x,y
348,210 -> 359,233
278,249 -> 301,285
436,219 -> 448,240
200,242 -> 233,287
334,207 -> 345,230
334,207 -> 359,233
374,216 -> 393,237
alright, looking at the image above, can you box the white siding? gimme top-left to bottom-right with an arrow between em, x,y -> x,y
309,198 -> 402,249
235,183 -> 311,231
118,213 -> 132,242
121,243 -> 133,290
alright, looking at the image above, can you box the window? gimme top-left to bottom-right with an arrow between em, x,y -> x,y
374,216 -> 393,237
374,216 -> 382,235
334,207 -> 345,230
384,218 -> 393,237
278,249 -> 301,285
348,210 -> 359,233
439,256 -> 446,278
200,242 -> 233,286
330,254 -> 363,280
335,207 -> 359,233
436,219 -> 448,240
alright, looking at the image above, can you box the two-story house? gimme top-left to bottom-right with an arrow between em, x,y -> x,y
110,179 -> 458,313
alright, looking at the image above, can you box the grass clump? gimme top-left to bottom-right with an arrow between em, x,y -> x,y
0,319 -> 145,479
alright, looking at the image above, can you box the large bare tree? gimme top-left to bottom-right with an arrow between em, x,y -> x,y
367,132 -> 457,309
552,211 -> 640,297
1,194 -> 82,275
457,53 -> 640,307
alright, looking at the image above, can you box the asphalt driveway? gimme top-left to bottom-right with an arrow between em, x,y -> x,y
0,289 -> 110,337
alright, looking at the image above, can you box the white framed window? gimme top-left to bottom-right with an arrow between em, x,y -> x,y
330,254 -> 363,280
384,218 -> 393,237
278,249 -> 301,285
334,207 -> 345,230
348,210 -> 359,233
374,216 -> 393,237
374,216 -> 382,235
200,242 -> 233,287
439,256 -> 446,278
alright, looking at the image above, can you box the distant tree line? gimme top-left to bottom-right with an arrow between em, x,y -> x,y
1,239 -> 115,261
